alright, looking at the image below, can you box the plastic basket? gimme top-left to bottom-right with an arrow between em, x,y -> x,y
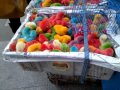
25,0 -> 107,13
17,61 -> 114,80
2,9 -> 120,80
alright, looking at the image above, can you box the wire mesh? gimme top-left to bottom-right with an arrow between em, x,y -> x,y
69,0 -> 120,83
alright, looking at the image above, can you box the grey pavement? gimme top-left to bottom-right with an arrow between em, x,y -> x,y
0,19 -> 13,41
0,19 -> 101,90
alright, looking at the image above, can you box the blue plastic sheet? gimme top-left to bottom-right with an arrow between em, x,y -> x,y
102,0 -> 120,90
108,0 -> 120,27
102,72 -> 120,90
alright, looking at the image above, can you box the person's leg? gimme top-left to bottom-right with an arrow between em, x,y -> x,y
9,0 -> 31,34
26,0 -> 31,4
9,18 -> 21,33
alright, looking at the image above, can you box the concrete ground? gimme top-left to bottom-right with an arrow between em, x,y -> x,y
0,19 -> 101,90
0,19 -> 13,41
